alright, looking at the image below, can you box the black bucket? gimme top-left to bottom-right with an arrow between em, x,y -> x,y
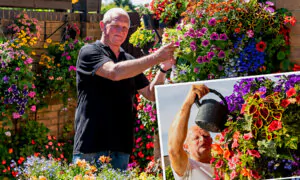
194,88 -> 228,132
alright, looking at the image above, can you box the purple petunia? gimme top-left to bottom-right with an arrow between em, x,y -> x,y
202,40 -> 209,47
265,1 -> 274,6
195,30 -> 204,38
203,55 -> 209,62
196,56 -> 203,64
210,32 -> 219,40
208,18 -> 217,26
3,75 -> 9,83
219,33 -> 228,40
175,41 -> 180,47
190,41 -> 197,51
207,51 -> 215,60
218,50 -> 225,58
200,27 -> 208,34
265,7 -> 274,13
191,18 -> 196,24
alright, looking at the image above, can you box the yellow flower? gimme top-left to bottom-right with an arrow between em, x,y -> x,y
11,43 -> 15,47
38,176 -> 47,180
139,172 -> 148,180
46,38 -> 52,44
29,42 -> 33,46
22,56 -> 26,60
72,0 -> 79,4
44,44 -> 48,49
30,176 -> 38,180
57,63 -> 61,67
59,47 -> 64,51
31,51 -> 36,56
15,40 -> 19,43
184,47 -> 191,54
39,61 -> 44,65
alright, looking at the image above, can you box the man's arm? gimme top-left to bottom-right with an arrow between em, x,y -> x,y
96,43 -> 176,81
137,59 -> 175,101
168,84 -> 209,177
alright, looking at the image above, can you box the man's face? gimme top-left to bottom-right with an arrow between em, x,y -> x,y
102,14 -> 129,47
186,128 -> 212,161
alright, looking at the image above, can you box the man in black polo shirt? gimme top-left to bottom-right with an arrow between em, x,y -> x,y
72,8 -> 176,170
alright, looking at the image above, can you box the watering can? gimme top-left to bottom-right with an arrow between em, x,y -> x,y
194,88 -> 228,132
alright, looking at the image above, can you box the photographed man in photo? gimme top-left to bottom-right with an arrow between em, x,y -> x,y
168,84 -> 213,180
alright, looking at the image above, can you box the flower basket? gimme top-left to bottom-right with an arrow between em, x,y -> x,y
211,74 -> 300,179
142,14 -> 159,30
141,41 -> 155,55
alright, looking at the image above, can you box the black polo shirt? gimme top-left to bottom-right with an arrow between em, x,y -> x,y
73,40 -> 149,154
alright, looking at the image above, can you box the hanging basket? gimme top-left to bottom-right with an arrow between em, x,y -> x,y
141,41 -> 155,55
142,14 -> 159,30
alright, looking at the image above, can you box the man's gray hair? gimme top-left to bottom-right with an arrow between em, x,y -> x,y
102,8 -> 130,27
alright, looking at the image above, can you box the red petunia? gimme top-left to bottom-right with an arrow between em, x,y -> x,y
293,64 -> 300,71
256,41 -> 267,52
268,120 -> 282,132
247,149 -> 261,158
280,99 -> 290,108
138,151 -> 144,158
215,160 -> 224,168
251,170 -> 261,179
31,139 -> 35,145
286,87 -> 296,98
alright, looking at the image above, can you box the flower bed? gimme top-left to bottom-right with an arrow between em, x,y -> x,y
211,74 -> 300,179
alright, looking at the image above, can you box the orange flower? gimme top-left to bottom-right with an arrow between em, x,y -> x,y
211,144 -> 223,155
223,150 -> 231,160
233,131 -> 240,140
99,155 -> 106,163
241,168 -> 250,177
8,148 -> 13,154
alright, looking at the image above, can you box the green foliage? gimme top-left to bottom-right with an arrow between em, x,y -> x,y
101,2 -> 132,14
165,165 -> 175,180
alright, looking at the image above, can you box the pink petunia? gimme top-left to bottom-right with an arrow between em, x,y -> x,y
231,139 -> 239,148
28,91 -> 36,98
230,170 -> 238,179
30,105 -> 36,112
12,112 -> 20,119
68,66 -> 76,72
243,132 -> 253,140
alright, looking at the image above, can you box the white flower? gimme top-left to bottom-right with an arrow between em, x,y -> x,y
5,131 -> 11,137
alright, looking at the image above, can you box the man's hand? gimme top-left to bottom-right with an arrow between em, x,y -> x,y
153,42 -> 177,62
160,58 -> 176,71
184,84 -> 209,107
